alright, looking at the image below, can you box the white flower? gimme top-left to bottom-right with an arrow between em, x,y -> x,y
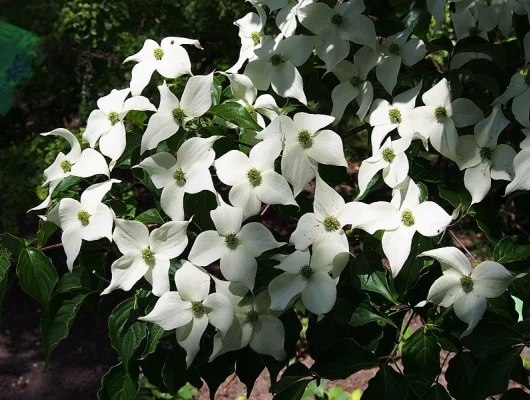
275,0 -> 314,37
490,0 -> 514,37
139,261 -> 234,367
366,81 -> 423,152
30,128 -> 109,212
492,72 -> 530,128
427,0 -> 469,30
451,4 -> 498,41
124,37 -> 202,95
382,177 -> 452,276
456,105 -> 515,205
188,202 -> 284,289
505,129 -> 530,195
414,78 -> 484,160
331,47 -> 379,123
47,179 -> 120,271
101,219 -> 190,296
421,246 -> 513,337
358,137 -> 411,195
214,140 -> 297,219
138,136 -> 219,221
244,34 -> 315,105
83,88 -> 156,164
290,174 -> 400,250
140,74 -> 214,153
257,113 -> 346,195
298,0 -> 376,72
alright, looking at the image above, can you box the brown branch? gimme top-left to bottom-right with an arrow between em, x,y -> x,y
341,123 -> 369,138
40,243 -> 63,252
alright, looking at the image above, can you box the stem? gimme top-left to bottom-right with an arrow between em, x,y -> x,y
385,311 -> 415,365
341,123 -> 369,138
40,242 -> 63,252
449,230 -> 476,263
436,352 -> 451,383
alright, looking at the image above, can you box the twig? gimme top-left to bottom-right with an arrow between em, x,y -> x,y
341,123 -> 369,138
436,352 -> 451,383
449,230 -> 476,263
40,243 -> 63,252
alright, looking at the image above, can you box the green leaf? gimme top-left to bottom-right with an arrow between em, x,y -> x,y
311,338 -> 378,380
37,221 -> 58,248
0,233 -> 26,259
162,346 -> 193,396
351,249 -> 397,304
452,36 -> 506,67
41,291 -> 89,366
236,347 -> 265,397
135,208 -> 165,224
273,379 -> 310,400
0,252 -> 11,325
97,362 -> 139,400
410,157 -> 444,183
501,388 -> 530,399
462,320 -> 523,359
402,328 -> 441,394
439,183 -> 471,211
446,351 -> 479,400
494,236 -> 530,263
271,362 -> 312,394
209,103 -> 262,131
17,247 -> 58,311
55,175 -> 82,193
424,383 -> 451,400
349,297 -> 397,328
362,366 -> 409,400
55,266 -> 92,294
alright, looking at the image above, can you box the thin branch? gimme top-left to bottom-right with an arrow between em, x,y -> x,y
341,123 -> 369,138
40,243 -> 63,252
449,230 -> 476,263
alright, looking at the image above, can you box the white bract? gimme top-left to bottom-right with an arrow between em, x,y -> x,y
83,88 -> 156,164
275,0 -> 314,37
188,202 -> 284,289
505,129 -> 530,195
421,247 -> 513,336
47,180 -> 119,271
451,4 -> 498,41
139,261 -> 234,367
102,219 -> 190,296
492,72 -> 530,128
215,140 -> 297,219
140,74 -> 214,153
124,37 -> 202,95
456,105 -> 515,205
138,136 -> 219,221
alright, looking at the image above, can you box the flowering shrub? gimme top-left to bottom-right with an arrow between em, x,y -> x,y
2,0 -> 530,398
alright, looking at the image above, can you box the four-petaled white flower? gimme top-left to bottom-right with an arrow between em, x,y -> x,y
421,246 -> 513,337
451,4 -> 498,41
140,74 -> 214,153
124,37 -> 202,95
275,0 -> 314,38
505,128 -> 530,195
139,261 -> 234,367
101,219 -> 190,297
492,72 -> 530,128
138,136 -> 219,221
188,202 -> 284,289
83,88 -> 156,164
47,179 -> 120,271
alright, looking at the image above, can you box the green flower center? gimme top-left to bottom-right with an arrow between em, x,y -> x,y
434,106 -> 448,122
331,13 -> 344,27
246,309 -> 259,324
247,168 -> 262,187
250,31 -> 260,46
382,148 -> 396,163
141,247 -> 155,264
153,47 -> 164,60
269,54 -> 285,67
297,130 -> 313,149
225,233 -> 241,250
480,146 -> 493,160
460,275 -> 474,293
299,264 -> 314,279
172,107 -> 186,124
108,111 -> 120,125
191,301 -> 205,316
349,76 -> 362,87
401,210 -> 415,227
77,210 -> 91,226
468,26 -> 481,36
60,160 -> 72,173
389,43 -> 400,55
173,169 -> 186,184
323,216 -> 341,232
388,108 -> 402,124
245,104 -> 256,116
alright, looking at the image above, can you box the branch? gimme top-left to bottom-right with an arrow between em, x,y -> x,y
40,243 -> 63,252
341,123 -> 369,138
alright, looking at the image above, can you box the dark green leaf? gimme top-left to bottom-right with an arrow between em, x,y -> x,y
402,328 -> 441,394
349,297 -> 397,328
55,266 -> 92,294
0,252 -> 10,325
162,346 -> 191,396
97,362 -> 139,400
236,347 -> 265,397
209,103 -> 262,131
452,36 -> 506,67
135,208 -> 165,224
424,383 -> 451,400
37,221 -> 58,248
462,320 -> 523,359
410,157 -> 444,183
494,236 -> 530,264
362,366 -> 409,400
140,347 -> 170,392
55,175 -> 82,193
446,351 -> 479,400
0,233 -> 26,259
501,388 -> 530,399
270,362 -> 312,393
273,378 -> 310,400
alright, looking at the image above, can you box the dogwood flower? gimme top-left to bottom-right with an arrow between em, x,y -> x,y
83,88 -> 156,163
358,137 -> 411,195
275,0 -> 314,37
244,34 -> 314,104
421,246 -> 513,336
290,175 -> 400,250
382,177 -> 452,276
215,140 -> 297,218
47,179 -> 119,271
188,202 -> 284,289
492,72 -> 530,128
298,0 -> 376,71
138,136 -> 219,221
456,105 -> 515,204
140,74 -> 214,153
139,261 -> 234,367
101,219 -> 190,296
124,37 -> 202,95
414,78 -> 484,160
30,128 -> 109,212
451,4 -> 498,41
256,113 -> 346,195
505,129 -> 530,195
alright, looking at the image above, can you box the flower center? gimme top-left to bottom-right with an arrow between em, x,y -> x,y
246,309 -> 259,324
297,130 -> 313,149
389,43 -> 400,55
247,168 -> 262,187
153,47 -> 164,60
480,146 -> 493,160
460,275 -> 474,293
330,13 -> 344,27
245,104 -> 256,116
382,147 -> 396,163
434,106 -> 448,122
299,264 -> 314,279
108,111 -> 120,125
191,301 -> 205,316
172,107 -> 186,124
269,54 -> 285,67
77,210 -> 91,226
468,26 -> 481,36
141,247 -> 155,264
60,160 -> 72,173
323,216 -> 341,232
349,76 -> 362,87
173,169 -> 186,184
225,233 -> 241,250
388,108 -> 402,124
401,210 -> 415,227
250,31 -> 260,46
